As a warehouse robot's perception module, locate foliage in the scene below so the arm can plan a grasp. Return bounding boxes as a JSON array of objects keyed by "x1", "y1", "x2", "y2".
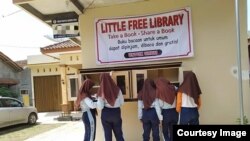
[
  {"x1": 0, "y1": 87, "x2": 18, "y2": 98},
  {"x1": 236, "y1": 115, "x2": 248, "y2": 125}
]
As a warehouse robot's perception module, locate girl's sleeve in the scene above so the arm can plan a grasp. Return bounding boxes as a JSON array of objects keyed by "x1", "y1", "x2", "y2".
[
  {"x1": 97, "y1": 96, "x2": 104, "y2": 110},
  {"x1": 138, "y1": 100, "x2": 143, "y2": 120},
  {"x1": 176, "y1": 92, "x2": 182, "y2": 113},
  {"x1": 154, "y1": 99, "x2": 163, "y2": 121},
  {"x1": 84, "y1": 97, "x2": 97, "y2": 109},
  {"x1": 119, "y1": 90, "x2": 124, "y2": 106}
]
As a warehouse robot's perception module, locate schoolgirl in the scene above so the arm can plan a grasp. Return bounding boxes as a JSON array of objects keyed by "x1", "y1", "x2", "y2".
[
  {"x1": 138, "y1": 78, "x2": 162, "y2": 141},
  {"x1": 155, "y1": 77, "x2": 178, "y2": 141},
  {"x1": 176, "y1": 71, "x2": 202, "y2": 125},
  {"x1": 96, "y1": 73, "x2": 125, "y2": 141},
  {"x1": 75, "y1": 79, "x2": 97, "y2": 141}
]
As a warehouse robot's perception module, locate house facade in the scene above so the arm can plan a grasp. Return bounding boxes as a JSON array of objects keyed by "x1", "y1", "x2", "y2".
[
  {"x1": 27, "y1": 40, "x2": 81, "y2": 112},
  {"x1": 0, "y1": 52, "x2": 23, "y2": 99},
  {"x1": 16, "y1": 60, "x2": 34, "y2": 106}
]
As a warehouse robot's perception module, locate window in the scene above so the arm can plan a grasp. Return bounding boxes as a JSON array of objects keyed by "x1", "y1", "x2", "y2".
[
  {"x1": 67, "y1": 75, "x2": 79, "y2": 101},
  {"x1": 112, "y1": 71, "x2": 130, "y2": 99},
  {"x1": 81, "y1": 73, "x2": 102, "y2": 94},
  {"x1": 80, "y1": 62, "x2": 182, "y2": 101},
  {"x1": 117, "y1": 75, "x2": 126, "y2": 94},
  {"x1": 132, "y1": 70, "x2": 147, "y2": 99},
  {"x1": 1, "y1": 98, "x2": 22, "y2": 107},
  {"x1": 20, "y1": 90, "x2": 29, "y2": 95}
]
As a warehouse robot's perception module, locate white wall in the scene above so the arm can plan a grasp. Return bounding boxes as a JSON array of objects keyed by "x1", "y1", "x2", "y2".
[{"x1": 28, "y1": 55, "x2": 59, "y2": 64}]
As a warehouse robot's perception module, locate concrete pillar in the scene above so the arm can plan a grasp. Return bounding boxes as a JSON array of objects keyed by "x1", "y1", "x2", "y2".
[{"x1": 59, "y1": 64, "x2": 70, "y2": 115}]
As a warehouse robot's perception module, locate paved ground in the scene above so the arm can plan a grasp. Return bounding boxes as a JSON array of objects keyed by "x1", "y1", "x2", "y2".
[{"x1": 24, "y1": 111, "x2": 84, "y2": 141}]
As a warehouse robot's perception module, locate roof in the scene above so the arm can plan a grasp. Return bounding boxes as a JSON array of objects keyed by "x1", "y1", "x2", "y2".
[
  {"x1": 15, "y1": 60, "x2": 27, "y2": 68},
  {"x1": 40, "y1": 40, "x2": 81, "y2": 54},
  {"x1": 13, "y1": 0, "x2": 144, "y2": 46},
  {"x1": 0, "y1": 52, "x2": 23, "y2": 72},
  {"x1": 13, "y1": 0, "x2": 144, "y2": 24},
  {"x1": 0, "y1": 78, "x2": 19, "y2": 85}
]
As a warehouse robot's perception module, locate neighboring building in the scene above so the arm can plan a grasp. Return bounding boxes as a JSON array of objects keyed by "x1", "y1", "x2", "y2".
[
  {"x1": 16, "y1": 60, "x2": 33, "y2": 106},
  {"x1": 27, "y1": 40, "x2": 81, "y2": 112},
  {"x1": 0, "y1": 51, "x2": 23, "y2": 98}
]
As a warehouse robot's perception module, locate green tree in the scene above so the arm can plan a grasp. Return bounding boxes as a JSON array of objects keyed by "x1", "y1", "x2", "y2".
[{"x1": 0, "y1": 87, "x2": 18, "y2": 98}]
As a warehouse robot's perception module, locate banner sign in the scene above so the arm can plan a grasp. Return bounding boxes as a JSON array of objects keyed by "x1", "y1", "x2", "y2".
[
  {"x1": 52, "y1": 18, "x2": 79, "y2": 38},
  {"x1": 95, "y1": 7, "x2": 193, "y2": 64}
]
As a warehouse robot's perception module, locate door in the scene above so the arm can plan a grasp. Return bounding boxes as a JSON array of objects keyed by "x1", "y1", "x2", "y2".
[
  {"x1": 0, "y1": 99, "x2": 9, "y2": 127},
  {"x1": 111, "y1": 71, "x2": 130, "y2": 99},
  {"x1": 7, "y1": 99, "x2": 26, "y2": 123},
  {"x1": 34, "y1": 75, "x2": 62, "y2": 112},
  {"x1": 132, "y1": 70, "x2": 147, "y2": 99}
]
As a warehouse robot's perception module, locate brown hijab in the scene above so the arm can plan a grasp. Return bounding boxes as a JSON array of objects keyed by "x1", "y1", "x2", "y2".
[
  {"x1": 138, "y1": 78, "x2": 156, "y2": 109},
  {"x1": 155, "y1": 77, "x2": 176, "y2": 105},
  {"x1": 97, "y1": 73, "x2": 120, "y2": 106},
  {"x1": 178, "y1": 71, "x2": 202, "y2": 104},
  {"x1": 75, "y1": 79, "x2": 95, "y2": 110}
]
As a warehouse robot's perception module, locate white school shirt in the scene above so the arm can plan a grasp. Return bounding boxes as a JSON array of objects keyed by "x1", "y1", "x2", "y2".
[
  {"x1": 138, "y1": 99, "x2": 163, "y2": 121},
  {"x1": 181, "y1": 92, "x2": 198, "y2": 108},
  {"x1": 80, "y1": 97, "x2": 97, "y2": 112},
  {"x1": 158, "y1": 98, "x2": 176, "y2": 109},
  {"x1": 97, "y1": 90, "x2": 124, "y2": 110},
  {"x1": 158, "y1": 86, "x2": 178, "y2": 109}
]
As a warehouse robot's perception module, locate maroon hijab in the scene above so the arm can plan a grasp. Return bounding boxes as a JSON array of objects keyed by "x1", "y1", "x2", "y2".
[
  {"x1": 138, "y1": 78, "x2": 156, "y2": 109},
  {"x1": 155, "y1": 77, "x2": 176, "y2": 105},
  {"x1": 178, "y1": 71, "x2": 202, "y2": 104},
  {"x1": 97, "y1": 73, "x2": 120, "y2": 106},
  {"x1": 75, "y1": 79, "x2": 95, "y2": 110}
]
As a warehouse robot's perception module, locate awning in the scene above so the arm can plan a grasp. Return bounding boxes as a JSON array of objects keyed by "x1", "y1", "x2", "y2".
[{"x1": 0, "y1": 78, "x2": 19, "y2": 85}]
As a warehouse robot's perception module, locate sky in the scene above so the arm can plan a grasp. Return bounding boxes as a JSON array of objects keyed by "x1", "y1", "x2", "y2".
[
  {"x1": 0, "y1": 0, "x2": 250, "y2": 61},
  {"x1": 0, "y1": 0, "x2": 56, "y2": 61}
]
